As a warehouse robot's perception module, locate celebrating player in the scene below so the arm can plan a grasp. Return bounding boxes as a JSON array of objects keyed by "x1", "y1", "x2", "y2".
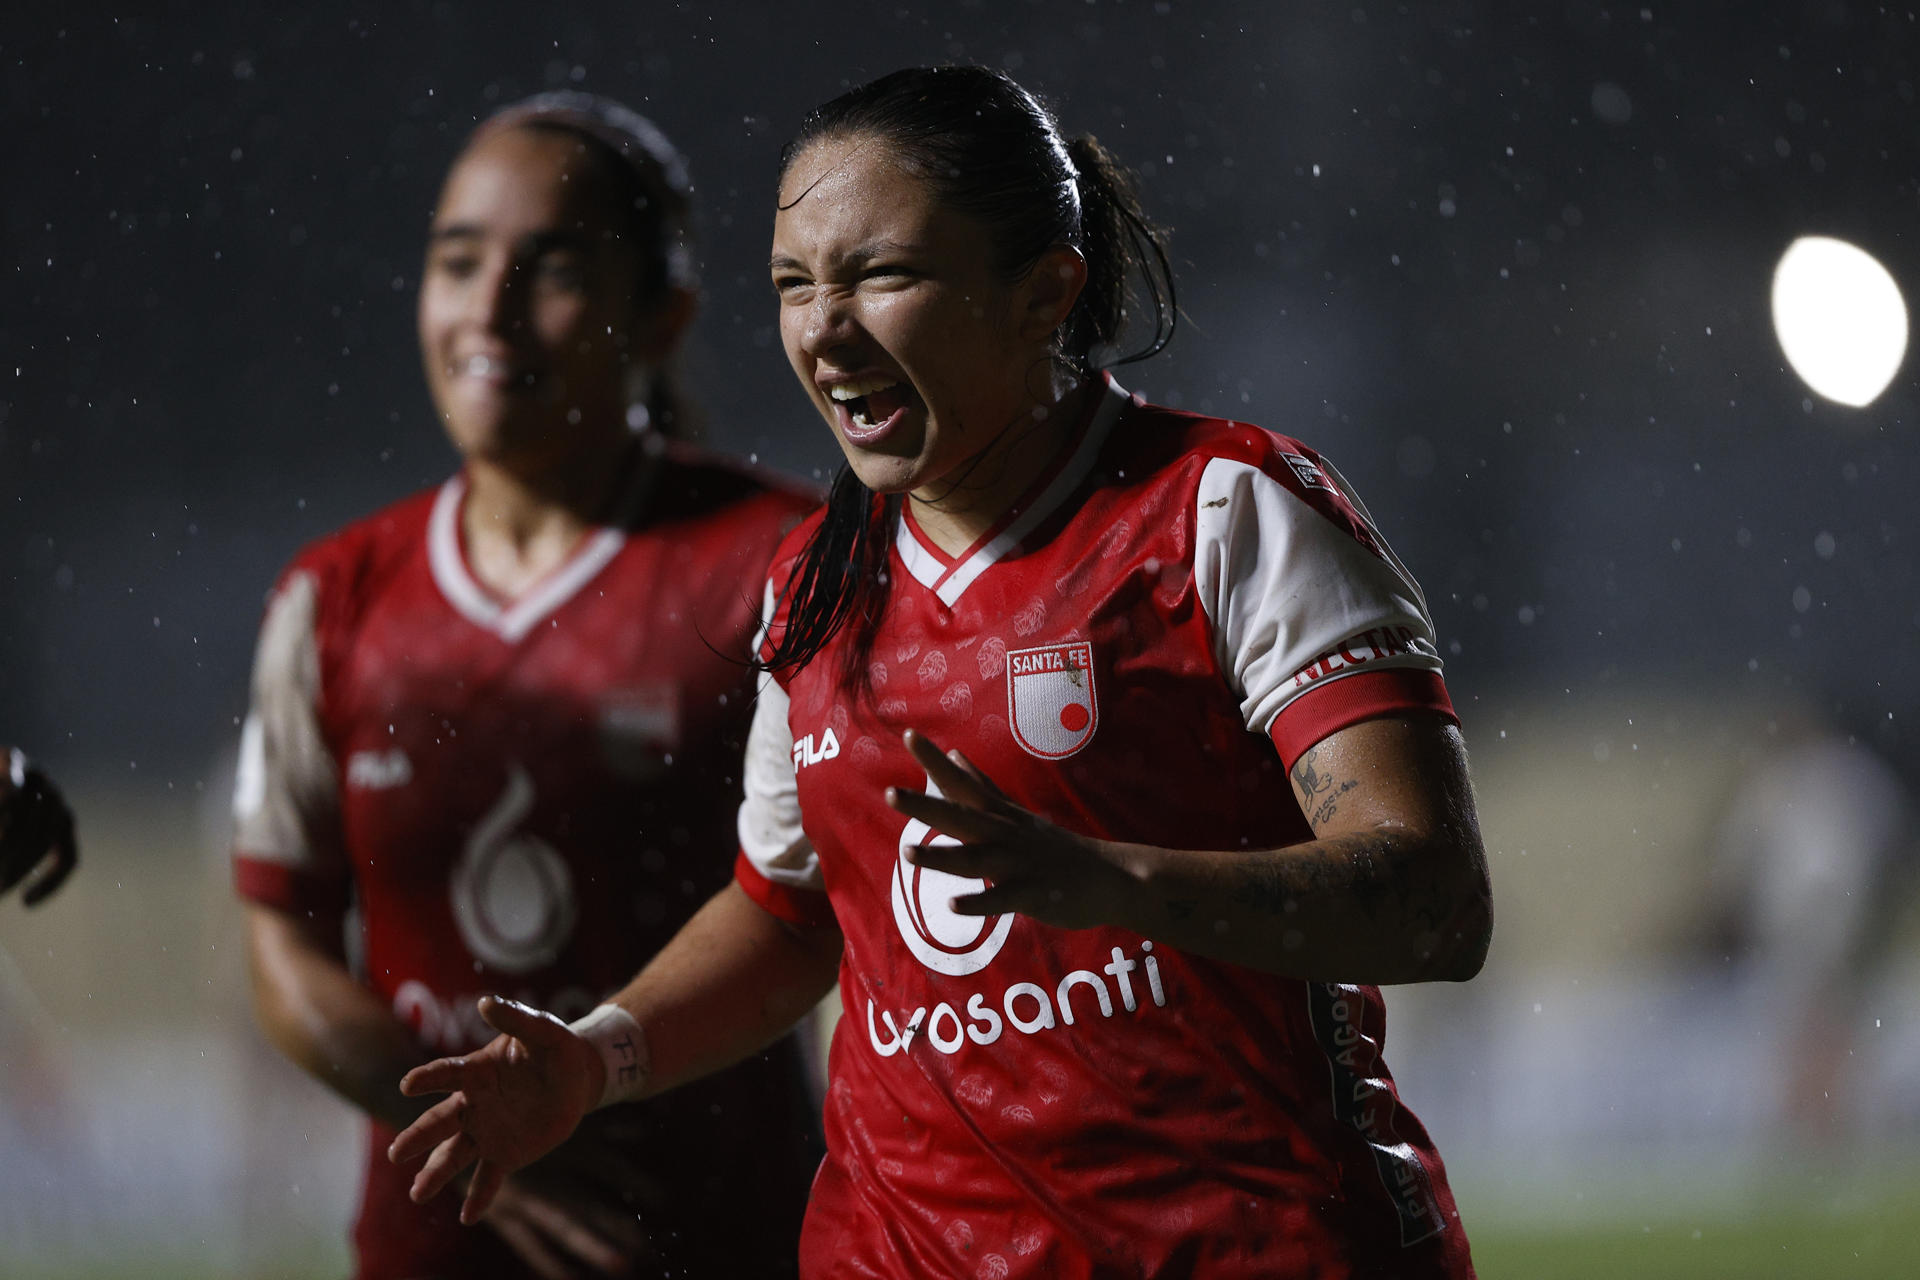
[
  {"x1": 231, "y1": 93, "x2": 821, "y2": 1279},
  {"x1": 1, "y1": 747, "x2": 78, "y2": 906},
  {"x1": 391, "y1": 67, "x2": 1494, "y2": 1278}
]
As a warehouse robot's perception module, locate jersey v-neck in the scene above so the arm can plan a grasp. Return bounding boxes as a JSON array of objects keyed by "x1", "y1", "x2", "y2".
[
  {"x1": 427, "y1": 443, "x2": 661, "y2": 643},
  {"x1": 894, "y1": 377, "x2": 1129, "y2": 608}
]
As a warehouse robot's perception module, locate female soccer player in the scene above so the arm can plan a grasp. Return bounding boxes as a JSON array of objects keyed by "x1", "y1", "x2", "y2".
[
  {"x1": 391, "y1": 68, "x2": 1494, "y2": 1279},
  {"x1": 231, "y1": 93, "x2": 821, "y2": 1279}
]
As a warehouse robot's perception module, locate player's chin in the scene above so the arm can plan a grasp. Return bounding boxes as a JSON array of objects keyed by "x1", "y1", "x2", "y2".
[{"x1": 834, "y1": 442, "x2": 925, "y2": 497}]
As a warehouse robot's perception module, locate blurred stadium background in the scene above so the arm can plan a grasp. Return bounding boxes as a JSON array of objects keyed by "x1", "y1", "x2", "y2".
[{"x1": 4, "y1": 2, "x2": 1917, "y2": 1275}]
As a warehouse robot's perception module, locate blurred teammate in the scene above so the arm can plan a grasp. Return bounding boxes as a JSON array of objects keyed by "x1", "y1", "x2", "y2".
[
  {"x1": 392, "y1": 68, "x2": 1492, "y2": 1278},
  {"x1": 0, "y1": 747, "x2": 77, "y2": 905},
  {"x1": 231, "y1": 93, "x2": 820, "y2": 1279}
]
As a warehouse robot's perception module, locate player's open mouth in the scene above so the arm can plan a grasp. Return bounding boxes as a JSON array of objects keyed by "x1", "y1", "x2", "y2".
[{"x1": 828, "y1": 376, "x2": 913, "y2": 446}]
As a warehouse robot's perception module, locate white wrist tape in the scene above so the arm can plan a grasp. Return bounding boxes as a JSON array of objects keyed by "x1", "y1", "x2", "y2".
[{"x1": 568, "y1": 1004, "x2": 650, "y2": 1108}]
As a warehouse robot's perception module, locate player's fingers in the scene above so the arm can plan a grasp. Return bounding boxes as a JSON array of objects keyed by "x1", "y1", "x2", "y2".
[
  {"x1": 950, "y1": 883, "x2": 1048, "y2": 918},
  {"x1": 461, "y1": 1158, "x2": 510, "y2": 1226},
  {"x1": 507, "y1": 1187, "x2": 632, "y2": 1273},
  {"x1": 399, "y1": 1056, "x2": 474, "y2": 1099},
  {"x1": 907, "y1": 840, "x2": 1018, "y2": 882},
  {"x1": 577, "y1": 1196, "x2": 651, "y2": 1254},
  {"x1": 901, "y1": 730, "x2": 997, "y2": 806},
  {"x1": 487, "y1": 1212, "x2": 576, "y2": 1280},
  {"x1": 943, "y1": 746, "x2": 1008, "y2": 801},
  {"x1": 410, "y1": 1130, "x2": 479, "y2": 1203},
  {"x1": 478, "y1": 995, "x2": 573, "y2": 1050},
  {"x1": 885, "y1": 788, "x2": 1006, "y2": 842},
  {"x1": 389, "y1": 1094, "x2": 466, "y2": 1162}
]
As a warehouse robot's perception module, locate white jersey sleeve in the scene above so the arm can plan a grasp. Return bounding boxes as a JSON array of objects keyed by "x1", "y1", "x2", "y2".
[
  {"x1": 734, "y1": 583, "x2": 822, "y2": 894},
  {"x1": 231, "y1": 570, "x2": 347, "y2": 891},
  {"x1": 1193, "y1": 453, "x2": 1446, "y2": 739}
]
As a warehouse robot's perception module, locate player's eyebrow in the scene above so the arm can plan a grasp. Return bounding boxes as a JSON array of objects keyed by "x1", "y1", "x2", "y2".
[{"x1": 769, "y1": 239, "x2": 926, "y2": 273}]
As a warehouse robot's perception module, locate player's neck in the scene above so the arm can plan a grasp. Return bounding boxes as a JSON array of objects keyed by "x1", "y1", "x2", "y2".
[
  {"x1": 460, "y1": 433, "x2": 639, "y2": 600},
  {"x1": 907, "y1": 378, "x2": 1090, "y2": 557}
]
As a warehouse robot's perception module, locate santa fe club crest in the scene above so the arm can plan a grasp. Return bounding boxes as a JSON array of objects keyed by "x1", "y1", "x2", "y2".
[{"x1": 1005, "y1": 641, "x2": 1098, "y2": 759}]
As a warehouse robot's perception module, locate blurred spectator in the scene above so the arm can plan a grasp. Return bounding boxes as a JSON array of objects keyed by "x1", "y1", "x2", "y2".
[{"x1": 1703, "y1": 717, "x2": 1914, "y2": 1142}]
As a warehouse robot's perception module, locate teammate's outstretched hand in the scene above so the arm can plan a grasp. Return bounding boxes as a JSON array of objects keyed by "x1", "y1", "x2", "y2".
[
  {"x1": 388, "y1": 996, "x2": 604, "y2": 1226},
  {"x1": 0, "y1": 748, "x2": 79, "y2": 906},
  {"x1": 886, "y1": 729, "x2": 1143, "y2": 931}
]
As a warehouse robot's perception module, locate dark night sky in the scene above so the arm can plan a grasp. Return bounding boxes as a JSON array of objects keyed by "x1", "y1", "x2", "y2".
[{"x1": 4, "y1": 1, "x2": 1918, "y2": 782}]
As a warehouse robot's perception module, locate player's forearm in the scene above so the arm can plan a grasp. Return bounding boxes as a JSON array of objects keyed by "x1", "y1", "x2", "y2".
[
  {"x1": 1112, "y1": 826, "x2": 1492, "y2": 984},
  {"x1": 600, "y1": 880, "x2": 841, "y2": 1101},
  {"x1": 245, "y1": 909, "x2": 428, "y2": 1131}
]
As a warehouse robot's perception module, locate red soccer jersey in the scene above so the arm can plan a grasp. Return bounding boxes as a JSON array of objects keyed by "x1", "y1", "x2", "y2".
[
  {"x1": 232, "y1": 442, "x2": 822, "y2": 1280},
  {"x1": 735, "y1": 379, "x2": 1474, "y2": 1279}
]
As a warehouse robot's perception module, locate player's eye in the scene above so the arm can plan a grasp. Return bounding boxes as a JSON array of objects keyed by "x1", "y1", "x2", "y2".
[
  {"x1": 532, "y1": 254, "x2": 588, "y2": 289},
  {"x1": 431, "y1": 252, "x2": 480, "y2": 279}
]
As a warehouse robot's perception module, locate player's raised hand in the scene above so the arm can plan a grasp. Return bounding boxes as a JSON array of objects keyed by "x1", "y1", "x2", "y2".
[
  {"x1": 389, "y1": 995, "x2": 604, "y2": 1226},
  {"x1": 0, "y1": 748, "x2": 79, "y2": 906},
  {"x1": 484, "y1": 1115, "x2": 667, "y2": 1277},
  {"x1": 886, "y1": 729, "x2": 1144, "y2": 931}
]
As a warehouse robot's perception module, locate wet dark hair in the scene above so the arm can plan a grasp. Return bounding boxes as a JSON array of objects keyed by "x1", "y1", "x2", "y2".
[
  {"x1": 469, "y1": 92, "x2": 699, "y2": 436},
  {"x1": 761, "y1": 66, "x2": 1176, "y2": 683}
]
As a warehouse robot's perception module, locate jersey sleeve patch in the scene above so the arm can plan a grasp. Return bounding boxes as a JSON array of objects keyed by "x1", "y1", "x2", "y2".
[
  {"x1": 230, "y1": 568, "x2": 350, "y2": 907},
  {"x1": 1193, "y1": 454, "x2": 1451, "y2": 742}
]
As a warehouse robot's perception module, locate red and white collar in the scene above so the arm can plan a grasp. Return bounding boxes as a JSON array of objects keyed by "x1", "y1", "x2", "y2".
[
  {"x1": 894, "y1": 376, "x2": 1129, "y2": 608},
  {"x1": 427, "y1": 445, "x2": 660, "y2": 642}
]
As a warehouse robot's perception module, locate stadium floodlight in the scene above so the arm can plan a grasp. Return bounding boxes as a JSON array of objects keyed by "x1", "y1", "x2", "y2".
[{"x1": 1771, "y1": 235, "x2": 1909, "y2": 408}]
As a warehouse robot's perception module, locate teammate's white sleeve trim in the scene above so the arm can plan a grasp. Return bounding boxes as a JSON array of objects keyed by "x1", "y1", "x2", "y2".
[
  {"x1": 734, "y1": 582, "x2": 822, "y2": 891},
  {"x1": 232, "y1": 570, "x2": 345, "y2": 870},
  {"x1": 1193, "y1": 456, "x2": 1444, "y2": 735},
  {"x1": 568, "y1": 1004, "x2": 650, "y2": 1108}
]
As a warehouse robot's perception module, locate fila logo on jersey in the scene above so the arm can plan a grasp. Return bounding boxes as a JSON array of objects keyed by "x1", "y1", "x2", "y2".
[
  {"x1": 1005, "y1": 641, "x2": 1097, "y2": 760},
  {"x1": 346, "y1": 748, "x2": 413, "y2": 790},
  {"x1": 793, "y1": 727, "x2": 841, "y2": 770},
  {"x1": 1281, "y1": 451, "x2": 1335, "y2": 492}
]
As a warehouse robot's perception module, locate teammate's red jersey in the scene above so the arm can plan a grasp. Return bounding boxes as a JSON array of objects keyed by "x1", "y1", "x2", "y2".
[
  {"x1": 233, "y1": 442, "x2": 822, "y2": 1280},
  {"x1": 735, "y1": 379, "x2": 1474, "y2": 1279}
]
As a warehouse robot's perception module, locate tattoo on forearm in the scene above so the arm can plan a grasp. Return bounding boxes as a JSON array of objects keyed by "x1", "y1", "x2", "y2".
[
  {"x1": 1292, "y1": 746, "x2": 1331, "y2": 799},
  {"x1": 1291, "y1": 745, "x2": 1360, "y2": 827}
]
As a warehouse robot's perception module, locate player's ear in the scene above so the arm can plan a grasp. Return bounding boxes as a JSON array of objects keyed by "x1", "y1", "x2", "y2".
[{"x1": 1016, "y1": 245, "x2": 1087, "y2": 343}]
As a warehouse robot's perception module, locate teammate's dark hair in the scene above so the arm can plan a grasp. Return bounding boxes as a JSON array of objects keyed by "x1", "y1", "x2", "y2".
[
  {"x1": 520, "y1": 122, "x2": 696, "y2": 437},
  {"x1": 761, "y1": 65, "x2": 1175, "y2": 683}
]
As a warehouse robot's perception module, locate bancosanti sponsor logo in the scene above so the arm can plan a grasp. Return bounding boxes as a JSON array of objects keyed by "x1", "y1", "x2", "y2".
[{"x1": 866, "y1": 940, "x2": 1170, "y2": 1057}]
